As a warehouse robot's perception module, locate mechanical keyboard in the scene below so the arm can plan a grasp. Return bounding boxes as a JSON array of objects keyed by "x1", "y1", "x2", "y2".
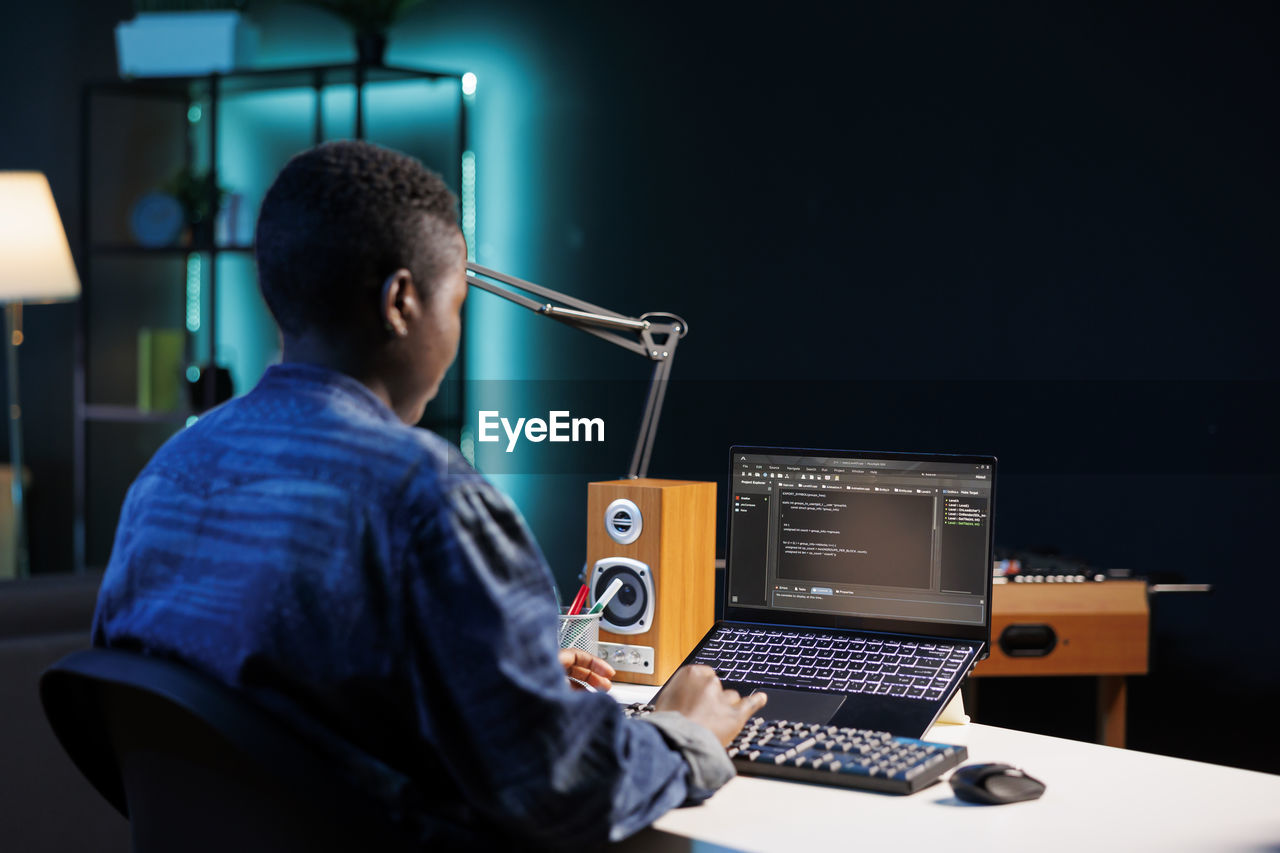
[
  {"x1": 690, "y1": 626, "x2": 973, "y2": 702},
  {"x1": 625, "y1": 704, "x2": 967, "y2": 794}
]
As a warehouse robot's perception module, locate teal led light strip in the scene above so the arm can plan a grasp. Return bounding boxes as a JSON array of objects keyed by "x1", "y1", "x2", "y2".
[
  {"x1": 459, "y1": 75, "x2": 477, "y2": 464},
  {"x1": 185, "y1": 253, "x2": 201, "y2": 332},
  {"x1": 461, "y1": 149, "x2": 476, "y2": 262}
]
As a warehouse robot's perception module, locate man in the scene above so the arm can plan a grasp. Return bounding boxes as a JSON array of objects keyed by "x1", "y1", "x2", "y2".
[{"x1": 93, "y1": 140, "x2": 765, "y2": 848}]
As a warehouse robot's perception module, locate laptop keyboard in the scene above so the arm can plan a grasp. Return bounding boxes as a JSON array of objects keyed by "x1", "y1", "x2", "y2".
[{"x1": 690, "y1": 626, "x2": 973, "y2": 701}]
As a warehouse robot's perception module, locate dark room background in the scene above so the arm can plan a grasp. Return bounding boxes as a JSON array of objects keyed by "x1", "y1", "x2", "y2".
[{"x1": 1, "y1": 0, "x2": 1276, "y2": 774}]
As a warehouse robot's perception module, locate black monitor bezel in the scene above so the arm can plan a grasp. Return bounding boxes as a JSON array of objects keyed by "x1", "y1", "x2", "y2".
[{"x1": 723, "y1": 444, "x2": 996, "y2": 647}]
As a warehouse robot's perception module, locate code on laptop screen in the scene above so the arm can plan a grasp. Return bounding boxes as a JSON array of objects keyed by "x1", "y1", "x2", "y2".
[{"x1": 726, "y1": 449, "x2": 994, "y2": 627}]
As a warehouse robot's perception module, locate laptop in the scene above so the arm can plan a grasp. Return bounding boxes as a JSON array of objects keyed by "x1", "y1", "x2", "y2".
[{"x1": 655, "y1": 445, "x2": 996, "y2": 739}]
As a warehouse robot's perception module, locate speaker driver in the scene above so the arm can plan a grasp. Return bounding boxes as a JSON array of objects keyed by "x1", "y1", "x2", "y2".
[
  {"x1": 604, "y1": 499, "x2": 642, "y2": 545},
  {"x1": 590, "y1": 557, "x2": 655, "y2": 635}
]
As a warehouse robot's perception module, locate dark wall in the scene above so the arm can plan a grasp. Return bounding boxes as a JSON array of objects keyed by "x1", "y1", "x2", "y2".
[
  {"x1": 523, "y1": 1, "x2": 1280, "y2": 773},
  {"x1": 2, "y1": 0, "x2": 1277, "y2": 774}
]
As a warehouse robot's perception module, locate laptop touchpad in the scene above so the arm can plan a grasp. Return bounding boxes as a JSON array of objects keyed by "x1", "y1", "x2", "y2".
[{"x1": 748, "y1": 688, "x2": 846, "y2": 724}]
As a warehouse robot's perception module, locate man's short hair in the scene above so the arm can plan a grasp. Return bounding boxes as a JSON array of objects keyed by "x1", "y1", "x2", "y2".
[{"x1": 255, "y1": 140, "x2": 460, "y2": 338}]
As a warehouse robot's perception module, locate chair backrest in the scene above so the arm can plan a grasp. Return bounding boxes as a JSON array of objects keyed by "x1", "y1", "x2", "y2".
[{"x1": 40, "y1": 649, "x2": 423, "y2": 853}]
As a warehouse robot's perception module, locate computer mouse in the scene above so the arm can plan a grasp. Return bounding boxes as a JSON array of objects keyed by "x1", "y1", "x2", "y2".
[{"x1": 949, "y1": 763, "x2": 1046, "y2": 804}]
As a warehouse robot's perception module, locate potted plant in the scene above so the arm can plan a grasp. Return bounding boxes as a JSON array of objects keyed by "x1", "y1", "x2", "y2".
[
  {"x1": 302, "y1": 0, "x2": 425, "y2": 66},
  {"x1": 116, "y1": 1, "x2": 258, "y2": 77},
  {"x1": 164, "y1": 167, "x2": 229, "y2": 247}
]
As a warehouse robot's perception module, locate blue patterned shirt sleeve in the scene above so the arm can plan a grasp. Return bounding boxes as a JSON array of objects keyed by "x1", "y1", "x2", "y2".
[{"x1": 92, "y1": 363, "x2": 723, "y2": 848}]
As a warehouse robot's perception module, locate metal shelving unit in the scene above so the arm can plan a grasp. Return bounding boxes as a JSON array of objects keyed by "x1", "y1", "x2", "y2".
[{"x1": 75, "y1": 61, "x2": 470, "y2": 572}]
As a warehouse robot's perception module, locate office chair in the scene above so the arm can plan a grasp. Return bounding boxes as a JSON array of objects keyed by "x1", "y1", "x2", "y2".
[{"x1": 40, "y1": 648, "x2": 424, "y2": 853}]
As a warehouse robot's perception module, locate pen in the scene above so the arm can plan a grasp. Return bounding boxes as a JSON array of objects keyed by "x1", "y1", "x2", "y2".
[
  {"x1": 588, "y1": 578, "x2": 624, "y2": 615},
  {"x1": 559, "y1": 584, "x2": 592, "y2": 647},
  {"x1": 567, "y1": 584, "x2": 589, "y2": 616}
]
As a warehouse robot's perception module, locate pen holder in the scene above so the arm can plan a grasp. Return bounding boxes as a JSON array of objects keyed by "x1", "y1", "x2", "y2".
[{"x1": 558, "y1": 612, "x2": 602, "y2": 657}]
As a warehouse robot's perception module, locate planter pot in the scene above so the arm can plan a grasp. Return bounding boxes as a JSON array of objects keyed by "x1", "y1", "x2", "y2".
[
  {"x1": 115, "y1": 11, "x2": 258, "y2": 77},
  {"x1": 186, "y1": 364, "x2": 234, "y2": 413},
  {"x1": 356, "y1": 32, "x2": 388, "y2": 66}
]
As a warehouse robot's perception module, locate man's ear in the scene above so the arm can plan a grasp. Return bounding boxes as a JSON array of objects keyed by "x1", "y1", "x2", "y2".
[{"x1": 380, "y1": 268, "x2": 417, "y2": 337}]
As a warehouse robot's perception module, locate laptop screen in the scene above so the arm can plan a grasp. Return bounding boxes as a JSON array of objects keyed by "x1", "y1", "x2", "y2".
[{"x1": 724, "y1": 446, "x2": 995, "y2": 641}]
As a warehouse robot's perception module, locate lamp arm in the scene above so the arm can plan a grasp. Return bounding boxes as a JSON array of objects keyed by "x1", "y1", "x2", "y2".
[
  {"x1": 629, "y1": 331, "x2": 679, "y2": 478},
  {"x1": 466, "y1": 265, "x2": 654, "y2": 357},
  {"x1": 463, "y1": 262, "x2": 686, "y2": 478},
  {"x1": 467, "y1": 262, "x2": 644, "y2": 328}
]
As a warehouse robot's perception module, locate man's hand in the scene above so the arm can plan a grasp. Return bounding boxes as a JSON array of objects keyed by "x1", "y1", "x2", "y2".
[
  {"x1": 653, "y1": 665, "x2": 767, "y2": 746},
  {"x1": 559, "y1": 648, "x2": 616, "y2": 692}
]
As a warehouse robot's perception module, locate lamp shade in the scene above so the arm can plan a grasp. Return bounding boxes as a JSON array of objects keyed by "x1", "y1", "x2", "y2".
[{"x1": 0, "y1": 172, "x2": 81, "y2": 304}]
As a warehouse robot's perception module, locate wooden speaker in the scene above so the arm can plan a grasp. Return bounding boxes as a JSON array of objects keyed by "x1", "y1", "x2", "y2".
[{"x1": 586, "y1": 479, "x2": 716, "y2": 685}]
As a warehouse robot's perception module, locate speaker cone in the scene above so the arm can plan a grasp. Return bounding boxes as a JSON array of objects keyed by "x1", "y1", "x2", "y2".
[{"x1": 591, "y1": 557, "x2": 654, "y2": 634}]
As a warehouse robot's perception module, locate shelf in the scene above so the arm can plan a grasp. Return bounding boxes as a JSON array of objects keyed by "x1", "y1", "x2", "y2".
[
  {"x1": 91, "y1": 243, "x2": 254, "y2": 256},
  {"x1": 77, "y1": 57, "x2": 470, "y2": 572},
  {"x1": 89, "y1": 62, "x2": 463, "y2": 100},
  {"x1": 82, "y1": 404, "x2": 189, "y2": 425}
]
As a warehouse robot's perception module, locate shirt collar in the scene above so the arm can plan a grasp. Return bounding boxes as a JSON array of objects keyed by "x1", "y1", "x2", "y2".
[{"x1": 258, "y1": 362, "x2": 400, "y2": 424}]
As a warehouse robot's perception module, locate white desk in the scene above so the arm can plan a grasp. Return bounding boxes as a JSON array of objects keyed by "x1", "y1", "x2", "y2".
[{"x1": 608, "y1": 684, "x2": 1280, "y2": 853}]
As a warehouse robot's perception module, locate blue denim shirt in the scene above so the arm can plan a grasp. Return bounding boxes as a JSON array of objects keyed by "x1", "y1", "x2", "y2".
[{"x1": 93, "y1": 363, "x2": 731, "y2": 849}]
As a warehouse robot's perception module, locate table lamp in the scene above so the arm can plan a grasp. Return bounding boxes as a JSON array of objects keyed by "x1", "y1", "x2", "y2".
[
  {"x1": 465, "y1": 262, "x2": 687, "y2": 478},
  {"x1": 0, "y1": 172, "x2": 82, "y2": 577}
]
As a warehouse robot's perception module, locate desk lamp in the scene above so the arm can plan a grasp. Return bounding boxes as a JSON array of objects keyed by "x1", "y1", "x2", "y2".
[
  {"x1": 464, "y1": 262, "x2": 687, "y2": 478},
  {"x1": 0, "y1": 172, "x2": 82, "y2": 577}
]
